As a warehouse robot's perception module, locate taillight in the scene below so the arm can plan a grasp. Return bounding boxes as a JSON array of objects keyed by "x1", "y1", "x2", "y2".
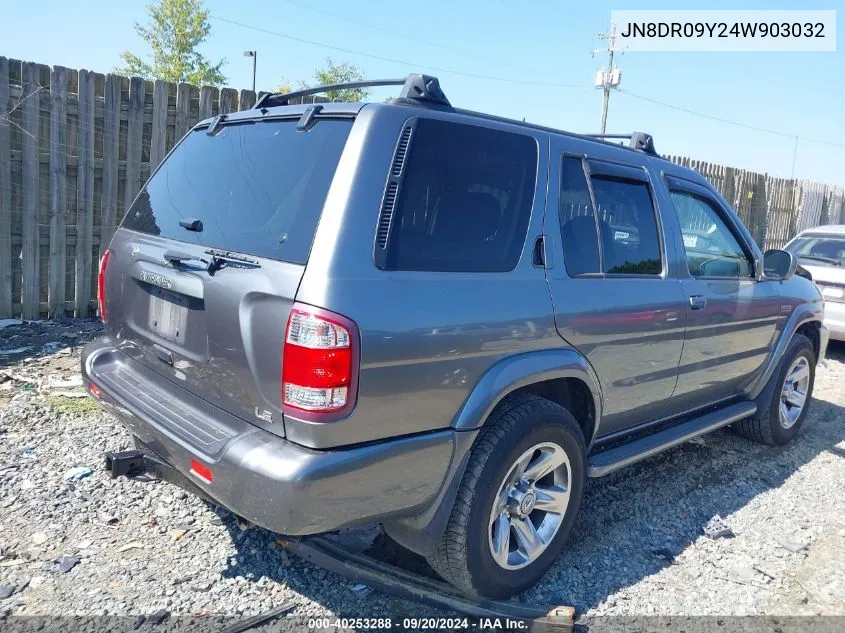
[
  {"x1": 97, "y1": 249, "x2": 111, "y2": 321},
  {"x1": 282, "y1": 306, "x2": 356, "y2": 415}
]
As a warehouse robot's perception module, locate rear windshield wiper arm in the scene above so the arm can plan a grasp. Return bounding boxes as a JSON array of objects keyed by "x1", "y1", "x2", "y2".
[
  {"x1": 164, "y1": 250, "x2": 209, "y2": 268},
  {"x1": 203, "y1": 249, "x2": 261, "y2": 274}
]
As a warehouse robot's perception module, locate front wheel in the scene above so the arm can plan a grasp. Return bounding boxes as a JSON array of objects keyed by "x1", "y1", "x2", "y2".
[
  {"x1": 427, "y1": 394, "x2": 586, "y2": 598},
  {"x1": 735, "y1": 333, "x2": 816, "y2": 446}
]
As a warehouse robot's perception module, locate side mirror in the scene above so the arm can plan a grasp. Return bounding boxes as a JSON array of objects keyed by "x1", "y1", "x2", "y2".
[{"x1": 763, "y1": 249, "x2": 797, "y2": 280}]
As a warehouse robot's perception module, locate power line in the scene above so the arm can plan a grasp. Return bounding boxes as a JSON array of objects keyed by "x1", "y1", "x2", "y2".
[
  {"x1": 210, "y1": 15, "x2": 592, "y2": 89},
  {"x1": 617, "y1": 88, "x2": 845, "y2": 149},
  {"x1": 280, "y1": 0, "x2": 519, "y2": 71}
]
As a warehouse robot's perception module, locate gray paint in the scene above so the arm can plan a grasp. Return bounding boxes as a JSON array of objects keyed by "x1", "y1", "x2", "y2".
[{"x1": 84, "y1": 98, "x2": 827, "y2": 542}]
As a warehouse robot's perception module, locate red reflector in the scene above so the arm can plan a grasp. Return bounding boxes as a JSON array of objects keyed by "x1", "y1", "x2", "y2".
[
  {"x1": 190, "y1": 459, "x2": 213, "y2": 482},
  {"x1": 97, "y1": 249, "x2": 111, "y2": 322},
  {"x1": 89, "y1": 384, "x2": 102, "y2": 398}
]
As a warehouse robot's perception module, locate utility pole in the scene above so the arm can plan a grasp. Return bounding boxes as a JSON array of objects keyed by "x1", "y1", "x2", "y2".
[
  {"x1": 243, "y1": 50, "x2": 257, "y2": 92},
  {"x1": 593, "y1": 23, "x2": 622, "y2": 134}
]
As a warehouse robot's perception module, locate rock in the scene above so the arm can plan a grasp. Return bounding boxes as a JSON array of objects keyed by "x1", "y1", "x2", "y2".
[
  {"x1": 28, "y1": 576, "x2": 46, "y2": 588},
  {"x1": 117, "y1": 542, "x2": 144, "y2": 553},
  {"x1": 147, "y1": 609, "x2": 170, "y2": 625},
  {"x1": 51, "y1": 555, "x2": 80, "y2": 574},
  {"x1": 97, "y1": 511, "x2": 119, "y2": 525},
  {"x1": 703, "y1": 514, "x2": 734, "y2": 539},
  {"x1": 0, "y1": 586, "x2": 15, "y2": 599},
  {"x1": 781, "y1": 539, "x2": 809, "y2": 553},
  {"x1": 31, "y1": 532, "x2": 48, "y2": 546},
  {"x1": 651, "y1": 548, "x2": 675, "y2": 563},
  {"x1": 727, "y1": 564, "x2": 759, "y2": 586}
]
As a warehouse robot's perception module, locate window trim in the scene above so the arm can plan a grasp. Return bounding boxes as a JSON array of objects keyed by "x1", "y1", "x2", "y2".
[
  {"x1": 586, "y1": 159, "x2": 650, "y2": 183},
  {"x1": 665, "y1": 177, "x2": 756, "y2": 280},
  {"x1": 585, "y1": 158, "x2": 666, "y2": 279},
  {"x1": 557, "y1": 154, "x2": 603, "y2": 278},
  {"x1": 557, "y1": 154, "x2": 667, "y2": 279}
]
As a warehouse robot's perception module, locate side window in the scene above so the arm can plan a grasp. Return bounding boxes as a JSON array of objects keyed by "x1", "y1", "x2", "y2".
[
  {"x1": 559, "y1": 157, "x2": 600, "y2": 275},
  {"x1": 591, "y1": 177, "x2": 663, "y2": 275},
  {"x1": 669, "y1": 190, "x2": 752, "y2": 278},
  {"x1": 385, "y1": 119, "x2": 538, "y2": 272}
]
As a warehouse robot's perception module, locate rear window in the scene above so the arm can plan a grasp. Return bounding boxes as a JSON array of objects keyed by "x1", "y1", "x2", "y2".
[
  {"x1": 121, "y1": 118, "x2": 352, "y2": 263},
  {"x1": 384, "y1": 118, "x2": 538, "y2": 272}
]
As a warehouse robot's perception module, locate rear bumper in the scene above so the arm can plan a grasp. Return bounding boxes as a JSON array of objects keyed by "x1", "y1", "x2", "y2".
[
  {"x1": 81, "y1": 339, "x2": 456, "y2": 535},
  {"x1": 824, "y1": 301, "x2": 845, "y2": 342}
]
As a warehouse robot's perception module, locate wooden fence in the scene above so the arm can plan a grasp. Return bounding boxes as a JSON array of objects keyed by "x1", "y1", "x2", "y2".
[
  {"x1": 666, "y1": 156, "x2": 844, "y2": 250},
  {"x1": 1, "y1": 57, "x2": 843, "y2": 319}
]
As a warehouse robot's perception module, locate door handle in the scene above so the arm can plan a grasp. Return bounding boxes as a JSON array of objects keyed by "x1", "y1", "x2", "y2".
[{"x1": 689, "y1": 295, "x2": 707, "y2": 310}]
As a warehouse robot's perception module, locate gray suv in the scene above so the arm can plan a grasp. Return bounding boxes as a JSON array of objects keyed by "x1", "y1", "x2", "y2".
[{"x1": 82, "y1": 75, "x2": 828, "y2": 599}]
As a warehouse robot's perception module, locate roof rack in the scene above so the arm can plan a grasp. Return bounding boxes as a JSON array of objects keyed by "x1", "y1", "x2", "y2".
[
  {"x1": 585, "y1": 132, "x2": 657, "y2": 155},
  {"x1": 254, "y1": 74, "x2": 452, "y2": 109}
]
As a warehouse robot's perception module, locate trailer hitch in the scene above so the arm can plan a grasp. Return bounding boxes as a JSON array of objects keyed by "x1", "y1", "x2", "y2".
[{"x1": 104, "y1": 450, "x2": 150, "y2": 479}]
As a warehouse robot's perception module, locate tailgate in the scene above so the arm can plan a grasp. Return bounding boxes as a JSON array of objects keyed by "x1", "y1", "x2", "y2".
[{"x1": 106, "y1": 230, "x2": 301, "y2": 436}]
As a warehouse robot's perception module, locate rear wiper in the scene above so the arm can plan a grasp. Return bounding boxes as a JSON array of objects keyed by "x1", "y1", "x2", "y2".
[
  {"x1": 164, "y1": 250, "x2": 209, "y2": 267},
  {"x1": 800, "y1": 255, "x2": 842, "y2": 266},
  {"x1": 203, "y1": 249, "x2": 261, "y2": 274}
]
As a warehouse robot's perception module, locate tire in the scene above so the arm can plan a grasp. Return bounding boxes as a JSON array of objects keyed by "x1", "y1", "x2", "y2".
[
  {"x1": 734, "y1": 333, "x2": 815, "y2": 446},
  {"x1": 427, "y1": 393, "x2": 586, "y2": 598}
]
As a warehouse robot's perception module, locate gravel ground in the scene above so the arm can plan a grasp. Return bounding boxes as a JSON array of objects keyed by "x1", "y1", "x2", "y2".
[{"x1": 1, "y1": 319, "x2": 844, "y2": 626}]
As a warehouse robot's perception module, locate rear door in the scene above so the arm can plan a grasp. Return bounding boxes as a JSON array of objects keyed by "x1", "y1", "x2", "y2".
[
  {"x1": 103, "y1": 115, "x2": 354, "y2": 437},
  {"x1": 545, "y1": 148, "x2": 688, "y2": 437},
  {"x1": 662, "y1": 177, "x2": 780, "y2": 409}
]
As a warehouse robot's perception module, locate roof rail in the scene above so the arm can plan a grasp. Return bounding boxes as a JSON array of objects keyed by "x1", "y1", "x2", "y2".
[
  {"x1": 254, "y1": 74, "x2": 451, "y2": 109},
  {"x1": 585, "y1": 132, "x2": 657, "y2": 155}
]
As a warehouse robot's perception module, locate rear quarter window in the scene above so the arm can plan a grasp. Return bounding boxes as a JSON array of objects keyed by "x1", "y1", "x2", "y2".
[
  {"x1": 383, "y1": 118, "x2": 538, "y2": 272},
  {"x1": 121, "y1": 118, "x2": 353, "y2": 264}
]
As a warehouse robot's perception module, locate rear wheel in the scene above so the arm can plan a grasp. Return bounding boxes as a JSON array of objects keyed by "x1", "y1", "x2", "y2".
[
  {"x1": 428, "y1": 394, "x2": 585, "y2": 598},
  {"x1": 735, "y1": 333, "x2": 815, "y2": 446}
]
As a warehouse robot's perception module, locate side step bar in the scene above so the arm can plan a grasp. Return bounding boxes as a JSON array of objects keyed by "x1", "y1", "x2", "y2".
[{"x1": 587, "y1": 401, "x2": 756, "y2": 477}]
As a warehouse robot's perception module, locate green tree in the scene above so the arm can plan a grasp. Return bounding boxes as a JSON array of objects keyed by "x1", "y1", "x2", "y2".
[
  {"x1": 303, "y1": 58, "x2": 369, "y2": 102},
  {"x1": 118, "y1": 0, "x2": 226, "y2": 85}
]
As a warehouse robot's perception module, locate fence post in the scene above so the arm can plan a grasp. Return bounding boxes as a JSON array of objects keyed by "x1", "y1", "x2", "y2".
[
  {"x1": 198, "y1": 85, "x2": 215, "y2": 121},
  {"x1": 0, "y1": 57, "x2": 11, "y2": 318},
  {"x1": 74, "y1": 69, "x2": 95, "y2": 316},
  {"x1": 175, "y1": 82, "x2": 191, "y2": 142},
  {"x1": 124, "y1": 77, "x2": 145, "y2": 211},
  {"x1": 150, "y1": 80, "x2": 168, "y2": 170},
  {"x1": 21, "y1": 62, "x2": 40, "y2": 319},
  {"x1": 48, "y1": 66, "x2": 68, "y2": 317},
  {"x1": 100, "y1": 74, "x2": 121, "y2": 258},
  {"x1": 219, "y1": 88, "x2": 237, "y2": 114},
  {"x1": 239, "y1": 89, "x2": 256, "y2": 110}
]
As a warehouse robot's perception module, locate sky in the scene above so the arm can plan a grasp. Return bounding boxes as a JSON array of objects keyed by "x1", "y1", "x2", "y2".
[{"x1": 2, "y1": 0, "x2": 843, "y2": 185}]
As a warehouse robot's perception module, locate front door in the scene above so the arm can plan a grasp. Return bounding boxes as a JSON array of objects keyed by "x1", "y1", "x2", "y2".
[
  {"x1": 662, "y1": 177, "x2": 781, "y2": 410},
  {"x1": 545, "y1": 149, "x2": 688, "y2": 437}
]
